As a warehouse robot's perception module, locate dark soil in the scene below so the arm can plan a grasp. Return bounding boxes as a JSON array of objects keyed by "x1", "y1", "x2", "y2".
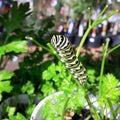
[
  {"x1": 72, "y1": 109, "x2": 93, "y2": 120},
  {"x1": 65, "y1": 108, "x2": 110, "y2": 120}
]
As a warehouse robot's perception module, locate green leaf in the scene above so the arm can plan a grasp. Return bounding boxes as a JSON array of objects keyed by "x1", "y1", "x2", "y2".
[
  {"x1": 26, "y1": 104, "x2": 36, "y2": 116},
  {"x1": 21, "y1": 81, "x2": 34, "y2": 95},
  {"x1": 41, "y1": 82, "x2": 55, "y2": 96},
  {"x1": 2, "y1": 1, "x2": 31, "y2": 34},
  {"x1": 0, "y1": 70, "x2": 13, "y2": 95},
  {"x1": 6, "y1": 107, "x2": 16, "y2": 116},
  {"x1": 16, "y1": 113, "x2": 26, "y2": 120},
  {"x1": 0, "y1": 41, "x2": 27, "y2": 60},
  {"x1": 9, "y1": 115, "x2": 16, "y2": 120},
  {"x1": 9, "y1": 113, "x2": 26, "y2": 120},
  {"x1": 87, "y1": 67, "x2": 96, "y2": 83},
  {"x1": 67, "y1": 88, "x2": 86, "y2": 111},
  {"x1": 0, "y1": 81, "x2": 13, "y2": 93},
  {"x1": 5, "y1": 41, "x2": 27, "y2": 53},
  {"x1": 0, "y1": 70, "x2": 14, "y2": 81},
  {"x1": 42, "y1": 70, "x2": 53, "y2": 80},
  {"x1": 42, "y1": 63, "x2": 56, "y2": 80}
]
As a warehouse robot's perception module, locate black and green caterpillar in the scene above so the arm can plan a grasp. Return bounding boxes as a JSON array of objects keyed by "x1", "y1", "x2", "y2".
[{"x1": 51, "y1": 35, "x2": 87, "y2": 84}]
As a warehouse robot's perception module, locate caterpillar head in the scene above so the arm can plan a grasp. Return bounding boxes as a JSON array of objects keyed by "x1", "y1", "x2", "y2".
[{"x1": 51, "y1": 35, "x2": 65, "y2": 48}]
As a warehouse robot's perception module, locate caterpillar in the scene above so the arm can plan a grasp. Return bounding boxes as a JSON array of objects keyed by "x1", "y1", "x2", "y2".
[{"x1": 51, "y1": 35, "x2": 87, "y2": 84}]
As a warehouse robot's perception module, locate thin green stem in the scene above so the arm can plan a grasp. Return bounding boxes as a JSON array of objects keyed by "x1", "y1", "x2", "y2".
[
  {"x1": 96, "y1": 5, "x2": 108, "y2": 21},
  {"x1": 47, "y1": 43, "x2": 60, "y2": 60},
  {"x1": 61, "y1": 96, "x2": 71, "y2": 120},
  {"x1": 76, "y1": 6, "x2": 117, "y2": 58},
  {"x1": 93, "y1": 10, "x2": 118, "y2": 28},
  {"x1": 91, "y1": 5, "x2": 108, "y2": 28},
  {"x1": 107, "y1": 44, "x2": 120, "y2": 56},
  {"x1": 31, "y1": 38, "x2": 52, "y2": 53},
  {"x1": 107, "y1": 97, "x2": 116, "y2": 120},
  {"x1": 85, "y1": 93, "x2": 101, "y2": 120},
  {"x1": 85, "y1": 115, "x2": 92, "y2": 120},
  {"x1": 99, "y1": 44, "x2": 106, "y2": 86},
  {"x1": 101, "y1": 106, "x2": 105, "y2": 120},
  {"x1": 47, "y1": 43, "x2": 56, "y2": 54},
  {"x1": 99, "y1": 39, "x2": 110, "y2": 95},
  {"x1": 115, "y1": 104, "x2": 120, "y2": 114},
  {"x1": 73, "y1": 78, "x2": 101, "y2": 120},
  {"x1": 88, "y1": 7, "x2": 91, "y2": 27},
  {"x1": 76, "y1": 26, "x2": 92, "y2": 57}
]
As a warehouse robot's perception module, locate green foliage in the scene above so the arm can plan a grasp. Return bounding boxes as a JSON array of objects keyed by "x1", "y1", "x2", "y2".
[
  {"x1": 41, "y1": 93, "x2": 67, "y2": 120},
  {"x1": 0, "y1": 1, "x2": 31, "y2": 34},
  {"x1": 0, "y1": 1, "x2": 32, "y2": 46},
  {"x1": 0, "y1": 2, "x2": 29, "y2": 119},
  {"x1": 12, "y1": 48, "x2": 51, "y2": 98},
  {"x1": 40, "y1": 7, "x2": 119, "y2": 120},
  {"x1": 55, "y1": 0, "x2": 63, "y2": 11},
  {"x1": 0, "y1": 70, "x2": 14, "y2": 101},
  {"x1": 21, "y1": 81, "x2": 35, "y2": 95},
  {"x1": 99, "y1": 74, "x2": 120, "y2": 106},
  {"x1": 0, "y1": 70, "x2": 14, "y2": 81},
  {"x1": 0, "y1": 41, "x2": 27, "y2": 60},
  {"x1": 42, "y1": 62, "x2": 69, "y2": 96},
  {"x1": 87, "y1": 67, "x2": 96, "y2": 83},
  {"x1": 0, "y1": 40, "x2": 27, "y2": 102},
  {"x1": 25, "y1": 104, "x2": 36, "y2": 117},
  {"x1": 8, "y1": 112, "x2": 26, "y2": 120},
  {"x1": 67, "y1": 89, "x2": 86, "y2": 111},
  {"x1": 41, "y1": 90, "x2": 86, "y2": 120},
  {"x1": 41, "y1": 61, "x2": 87, "y2": 119},
  {"x1": 65, "y1": 0, "x2": 106, "y2": 19},
  {"x1": 42, "y1": 61, "x2": 84, "y2": 96},
  {"x1": 0, "y1": 1, "x2": 55, "y2": 120},
  {"x1": 5, "y1": 106, "x2": 16, "y2": 116},
  {"x1": 2, "y1": 106, "x2": 27, "y2": 120}
]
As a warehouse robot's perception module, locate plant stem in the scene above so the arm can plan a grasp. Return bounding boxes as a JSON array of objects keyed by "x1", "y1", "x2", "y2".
[
  {"x1": 88, "y1": 7, "x2": 91, "y2": 27},
  {"x1": 107, "y1": 97, "x2": 116, "y2": 120},
  {"x1": 93, "y1": 10, "x2": 118, "y2": 28},
  {"x1": 76, "y1": 5, "x2": 106, "y2": 57},
  {"x1": 99, "y1": 44, "x2": 106, "y2": 86},
  {"x1": 47, "y1": 43, "x2": 60, "y2": 60},
  {"x1": 115, "y1": 104, "x2": 120, "y2": 115},
  {"x1": 76, "y1": 26, "x2": 92, "y2": 57},
  {"x1": 107, "y1": 44, "x2": 120, "y2": 56},
  {"x1": 73, "y1": 79, "x2": 101, "y2": 120},
  {"x1": 96, "y1": 5, "x2": 108, "y2": 21},
  {"x1": 61, "y1": 96, "x2": 71, "y2": 120},
  {"x1": 99, "y1": 38, "x2": 110, "y2": 89},
  {"x1": 31, "y1": 37, "x2": 60, "y2": 59},
  {"x1": 31, "y1": 38, "x2": 52, "y2": 53},
  {"x1": 76, "y1": 7, "x2": 92, "y2": 57},
  {"x1": 84, "y1": 92, "x2": 101, "y2": 120},
  {"x1": 76, "y1": 6, "x2": 117, "y2": 58}
]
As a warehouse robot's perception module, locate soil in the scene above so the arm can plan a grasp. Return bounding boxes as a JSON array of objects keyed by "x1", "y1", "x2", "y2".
[
  {"x1": 65, "y1": 109, "x2": 93, "y2": 120},
  {"x1": 65, "y1": 109, "x2": 110, "y2": 120}
]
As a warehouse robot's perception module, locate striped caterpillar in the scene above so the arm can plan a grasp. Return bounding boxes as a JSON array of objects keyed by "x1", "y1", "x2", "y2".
[{"x1": 51, "y1": 35, "x2": 87, "y2": 84}]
